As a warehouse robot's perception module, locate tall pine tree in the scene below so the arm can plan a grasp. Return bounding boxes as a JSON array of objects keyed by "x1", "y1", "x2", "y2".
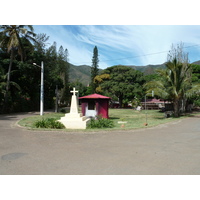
[
  {"x1": 90, "y1": 46, "x2": 99, "y2": 93},
  {"x1": 58, "y1": 46, "x2": 70, "y2": 103}
]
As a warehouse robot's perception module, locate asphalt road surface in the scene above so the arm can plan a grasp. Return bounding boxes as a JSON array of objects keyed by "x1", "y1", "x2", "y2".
[{"x1": 0, "y1": 112, "x2": 200, "y2": 175}]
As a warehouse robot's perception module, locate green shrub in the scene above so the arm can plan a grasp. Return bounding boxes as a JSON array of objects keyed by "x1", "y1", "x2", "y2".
[
  {"x1": 194, "y1": 99, "x2": 200, "y2": 107},
  {"x1": 59, "y1": 108, "x2": 66, "y2": 113},
  {"x1": 34, "y1": 118, "x2": 65, "y2": 129},
  {"x1": 87, "y1": 118, "x2": 114, "y2": 129}
]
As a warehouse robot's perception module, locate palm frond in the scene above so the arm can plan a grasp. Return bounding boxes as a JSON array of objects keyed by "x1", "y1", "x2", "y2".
[
  {"x1": 144, "y1": 80, "x2": 169, "y2": 99},
  {"x1": 10, "y1": 81, "x2": 21, "y2": 90},
  {"x1": 186, "y1": 83, "x2": 200, "y2": 98}
]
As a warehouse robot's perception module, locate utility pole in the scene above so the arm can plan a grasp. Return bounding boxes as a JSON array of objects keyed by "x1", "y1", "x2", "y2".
[
  {"x1": 40, "y1": 61, "x2": 44, "y2": 116},
  {"x1": 33, "y1": 61, "x2": 44, "y2": 116}
]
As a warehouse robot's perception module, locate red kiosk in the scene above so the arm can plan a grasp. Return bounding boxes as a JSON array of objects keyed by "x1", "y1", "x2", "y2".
[{"x1": 79, "y1": 93, "x2": 111, "y2": 119}]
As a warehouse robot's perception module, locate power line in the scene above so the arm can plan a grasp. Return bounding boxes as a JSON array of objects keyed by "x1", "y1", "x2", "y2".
[{"x1": 72, "y1": 43, "x2": 200, "y2": 65}]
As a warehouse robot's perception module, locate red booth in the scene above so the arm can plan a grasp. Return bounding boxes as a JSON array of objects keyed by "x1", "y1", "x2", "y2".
[{"x1": 79, "y1": 93, "x2": 111, "y2": 119}]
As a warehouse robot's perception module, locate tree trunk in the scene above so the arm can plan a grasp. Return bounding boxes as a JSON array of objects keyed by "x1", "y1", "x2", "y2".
[
  {"x1": 119, "y1": 95, "x2": 123, "y2": 108},
  {"x1": 3, "y1": 48, "x2": 14, "y2": 113},
  {"x1": 6, "y1": 49, "x2": 14, "y2": 91},
  {"x1": 181, "y1": 97, "x2": 187, "y2": 114},
  {"x1": 173, "y1": 98, "x2": 180, "y2": 117}
]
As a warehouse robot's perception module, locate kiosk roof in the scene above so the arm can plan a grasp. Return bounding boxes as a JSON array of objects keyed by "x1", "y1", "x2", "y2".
[{"x1": 79, "y1": 93, "x2": 111, "y2": 99}]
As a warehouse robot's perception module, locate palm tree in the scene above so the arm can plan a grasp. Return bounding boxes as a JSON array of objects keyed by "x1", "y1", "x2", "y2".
[
  {"x1": 0, "y1": 25, "x2": 36, "y2": 111},
  {"x1": 0, "y1": 67, "x2": 20, "y2": 113},
  {"x1": 144, "y1": 58, "x2": 200, "y2": 117}
]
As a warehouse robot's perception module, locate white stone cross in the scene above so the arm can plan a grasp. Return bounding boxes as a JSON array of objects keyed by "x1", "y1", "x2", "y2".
[{"x1": 70, "y1": 87, "x2": 78, "y2": 96}]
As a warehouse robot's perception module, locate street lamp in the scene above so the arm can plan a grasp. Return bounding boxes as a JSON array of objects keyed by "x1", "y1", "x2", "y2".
[
  {"x1": 144, "y1": 90, "x2": 154, "y2": 126},
  {"x1": 33, "y1": 61, "x2": 44, "y2": 116}
]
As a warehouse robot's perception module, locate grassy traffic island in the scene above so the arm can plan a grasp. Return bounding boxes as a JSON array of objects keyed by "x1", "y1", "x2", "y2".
[{"x1": 17, "y1": 108, "x2": 191, "y2": 132}]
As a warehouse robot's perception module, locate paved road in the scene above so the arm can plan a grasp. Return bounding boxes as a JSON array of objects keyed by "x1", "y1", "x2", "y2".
[{"x1": 0, "y1": 112, "x2": 200, "y2": 175}]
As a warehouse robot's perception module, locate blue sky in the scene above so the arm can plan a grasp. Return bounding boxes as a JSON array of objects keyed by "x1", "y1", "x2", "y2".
[
  {"x1": 2, "y1": 0, "x2": 200, "y2": 71},
  {"x1": 33, "y1": 25, "x2": 200, "y2": 69}
]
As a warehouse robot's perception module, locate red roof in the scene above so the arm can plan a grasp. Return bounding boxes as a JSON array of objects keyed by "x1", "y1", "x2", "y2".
[{"x1": 79, "y1": 93, "x2": 111, "y2": 99}]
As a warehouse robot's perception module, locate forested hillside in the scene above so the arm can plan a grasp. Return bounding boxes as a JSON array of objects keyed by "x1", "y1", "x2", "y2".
[{"x1": 69, "y1": 64, "x2": 91, "y2": 86}]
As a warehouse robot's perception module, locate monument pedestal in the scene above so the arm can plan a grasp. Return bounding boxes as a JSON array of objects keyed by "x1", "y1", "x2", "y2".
[{"x1": 58, "y1": 88, "x2": 90, "y2": 129}]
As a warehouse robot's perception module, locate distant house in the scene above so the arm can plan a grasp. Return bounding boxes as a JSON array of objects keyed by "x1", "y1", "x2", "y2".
[{"x1": 141, "y1": 99, "x2": 172, "y2": 110}]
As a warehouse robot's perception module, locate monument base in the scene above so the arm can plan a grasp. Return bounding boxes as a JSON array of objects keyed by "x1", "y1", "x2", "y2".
[{"x1": 58, "y1": 113, "x2": 90, "y2": 129}]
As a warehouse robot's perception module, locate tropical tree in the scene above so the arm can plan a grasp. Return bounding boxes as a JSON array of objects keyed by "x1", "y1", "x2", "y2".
[
  {"x1": 191, "y1": 64, "x2": 200, "y2": 106},
  {"x1": 0, "y1": 65, "x2": 21, "y2": 112},
  {"x1": 0, "y1": 25, "x2": 36, "y2": 111},
  {"x1": 0, "y1": 67, "x2": 6, "y2": 105},
  {"x1": 191, "y1": 64, "x2": 200, "y2": 83},
  {"x1": 94, "y1": 73, "x2": 110, "y2": 93},
  {"x1": 100, "y1": 65, "x2": 145, "y2": 107},
  {"x1": 145, "y1": 58, "x2": 200, "y2": 117}
]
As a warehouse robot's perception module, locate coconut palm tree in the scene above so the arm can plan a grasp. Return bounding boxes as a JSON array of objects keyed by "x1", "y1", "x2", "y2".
[
  {"x1": 0, "y1": 25, "x2": 36, "y2": 111},
  {"x1": 144, "y1": 58, "x2": 200, "y2": 117},
  {"x1": 0, "y1": 67, "x2": 21, "y2": 113}
]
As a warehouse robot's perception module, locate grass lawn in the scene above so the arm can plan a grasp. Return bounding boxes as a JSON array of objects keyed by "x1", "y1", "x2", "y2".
[
  {"x1": 109, "y1": 109, "x2": 179, "y2": 130},
  {"x1": 18, "y1": 108, "x2": 185, "y2": 131}
]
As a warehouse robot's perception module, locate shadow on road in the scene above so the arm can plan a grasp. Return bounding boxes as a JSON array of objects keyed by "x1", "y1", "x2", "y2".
[{"x1": 0, "y1": 112, "x2": 39, "y2": 121}]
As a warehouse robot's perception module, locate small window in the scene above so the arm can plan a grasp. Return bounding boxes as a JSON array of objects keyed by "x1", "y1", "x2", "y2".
[{"x1": 88, "y1": 101, "x2": 95, "y2": 110}]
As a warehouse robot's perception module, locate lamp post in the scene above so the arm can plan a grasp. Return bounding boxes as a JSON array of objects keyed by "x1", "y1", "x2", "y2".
[
  {"x1": 144, "y1": 90, "x2": 154, "y2": 126},
  {"x1": 33, "y1": 61, "x2": 44, "y2": 116}
]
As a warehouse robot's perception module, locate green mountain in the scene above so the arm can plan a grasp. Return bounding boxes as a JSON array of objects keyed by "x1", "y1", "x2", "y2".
[
  {"x1": 69, "y1": 64, "x2": 91, "y2": 85},
  {"x1": 191, "y1": 60, "x2": 200, "y2": 65},
  {"x1": 127, "y1": 63, "x2": 166, "y2": 75},
  {"x1": 69, "y1": 63, "x2": 165, "y2": 85},
  {"x1": 69, "y1": 61, "x2": 200, "y2": 85}
]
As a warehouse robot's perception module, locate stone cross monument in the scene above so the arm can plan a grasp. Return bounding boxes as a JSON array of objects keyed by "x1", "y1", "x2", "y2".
[
  {"x1": 57, "y1": 87, "x2": 90, "y2": 129},
  {"x1": 69, "y1": 87, "x2": 78, "y2": 114}
]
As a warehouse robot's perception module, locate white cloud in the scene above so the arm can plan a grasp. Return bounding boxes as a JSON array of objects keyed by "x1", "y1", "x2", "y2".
[{"x1": 33, "y1": 25, "x2": 200, "y2": 68}]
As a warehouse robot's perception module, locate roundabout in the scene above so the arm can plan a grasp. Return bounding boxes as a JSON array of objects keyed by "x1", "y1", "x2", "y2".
[{"x1": 0, "y1": 112, "x2": 200, "y2": 175}]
